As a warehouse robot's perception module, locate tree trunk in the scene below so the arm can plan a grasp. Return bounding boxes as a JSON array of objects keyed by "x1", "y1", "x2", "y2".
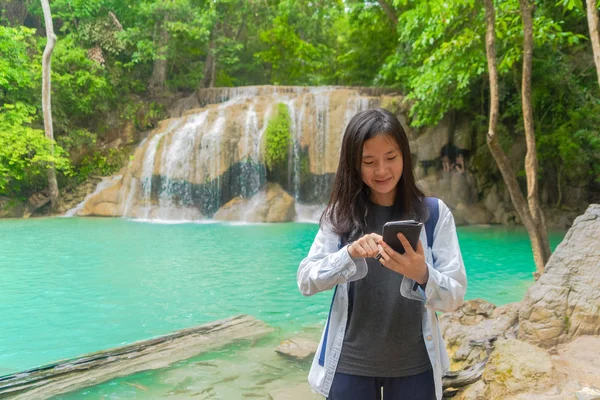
[
  {"x1": 40, "y1": 0, "x2": 60, "y2": 212},
  {"x1": 149, "y1": 16, "x2": 169, "y2": 91},
  {"x1": 483, "y1": 0, "x2": 547, "y2": 279},
  {"x1": 586, "y1": 0, "x2": 600, "y2": 89},
  {"x1": 201, "y1": 39, "x2": 216, "y2": 88},
  {"x1": 0, "y1": 0, "x2": 32, "y2": 26},
  {"x1": 377, "y1": 0, "x2": 398, "y2": 25},
  {"x1": 519, "y1": 0, "x2": 551, "y2": 275}
]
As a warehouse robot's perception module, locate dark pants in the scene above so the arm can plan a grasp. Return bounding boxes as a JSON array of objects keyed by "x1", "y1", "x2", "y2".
[{"x1": 327, "y1": 369, "x2": 435, "y2": 400}]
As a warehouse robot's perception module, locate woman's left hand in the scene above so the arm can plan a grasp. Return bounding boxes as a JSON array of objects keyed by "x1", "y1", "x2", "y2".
[{"x1": 378, "y1": 233, "x2": 429, "y2": 285}]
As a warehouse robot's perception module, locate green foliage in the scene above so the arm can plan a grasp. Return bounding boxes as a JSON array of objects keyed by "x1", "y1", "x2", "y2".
[
  {"x1": 120, "y1": 100, "x2": 166, "y2": 131},
  {"x1": 56, "y1": 129, "x2": 97, "y2": 155},
  {"x1": 50, "y1": 35, "x2": 114, "y2": 122},
  {"x1": 1, "y1": 0, "x2": 598, "y2": 205},
  {"x1": 0, "y1": 25, "x2": 39, "y2": 105},
  {"x1": 76, "y1": 147, "x2": 129, "y2": 182},
  {"x1": 538, "y1": 102, "x2": 600, "y2": 184},
  {"x1": 256, "y1": 0, "x2": 341, "y2": 85},
  {"x1": 378, "y1": 0, "x2": 586, "y2": 127},
  {"x1": 0, "y1": 103, "x2": 71, "y2": 195},
  {"x1": 334, "y1": 2, "x2": 397, "y2": 85},
  {"x1": 264, "y1": 103, "x2": 291, "y2": 172}
]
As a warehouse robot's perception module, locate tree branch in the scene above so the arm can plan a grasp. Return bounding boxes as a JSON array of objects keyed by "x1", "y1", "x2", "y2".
[{"x1": 377, "y1": 0, "x2": 398, "y2": 25}]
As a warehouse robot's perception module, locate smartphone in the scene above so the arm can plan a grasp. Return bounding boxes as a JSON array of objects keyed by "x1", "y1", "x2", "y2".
[{"x1": 382, "y1": 220, "x2": 423, "y2": 254}]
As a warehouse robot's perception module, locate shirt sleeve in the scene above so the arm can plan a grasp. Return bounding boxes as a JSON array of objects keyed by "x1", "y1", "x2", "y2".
[
  {"x1": 400, "y1": 199, "x2": 467, "y2": 312},
  {"x1": 297, "y1": 223, "x2": 368, "y2": 296}
]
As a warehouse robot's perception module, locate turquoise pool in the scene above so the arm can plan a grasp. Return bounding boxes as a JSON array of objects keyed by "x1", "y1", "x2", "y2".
[{"x1": 0, "y1": 218, "x2": 565, "y2": 397}]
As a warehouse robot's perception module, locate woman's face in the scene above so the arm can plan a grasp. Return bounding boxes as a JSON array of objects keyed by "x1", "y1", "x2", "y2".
[{"x1": 360, "y1": 134, "x2": 404, "y2": 206}]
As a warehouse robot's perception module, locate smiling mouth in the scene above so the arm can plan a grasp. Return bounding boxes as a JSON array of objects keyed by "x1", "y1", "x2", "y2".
[{"x1": 374, "y1": 178, "x2": 392, "y2": 184}]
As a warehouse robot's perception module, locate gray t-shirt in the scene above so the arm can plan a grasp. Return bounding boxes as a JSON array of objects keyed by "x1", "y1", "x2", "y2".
[{"x1": 336, "y1": 202, "x2": 431, "y2": 377}]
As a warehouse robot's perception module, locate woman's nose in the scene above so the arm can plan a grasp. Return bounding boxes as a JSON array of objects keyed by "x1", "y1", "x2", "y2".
[{"x1": 375, "y1": 164, "x2": 387, "y2": 175}]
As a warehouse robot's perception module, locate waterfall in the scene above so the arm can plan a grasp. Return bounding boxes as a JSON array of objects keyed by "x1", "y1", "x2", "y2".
[
  {"x1": 196, "y1": 108, "x2": 226, "y2": 216},
  {"x1": 314, "y1": 92, "x2": 331, "y2": 202},
  {"x1": 153, "y1": 112, "x2": 208, "y2": 220},
  {"x1": 239, "y1": 101, "x2": 262, "y2": 198},
  {"x1": 77, "y1": 86, "x2": 392, "y2": 223},
  {"x1": 121, "y1": 176, "x2": 138, "y2": 218}
]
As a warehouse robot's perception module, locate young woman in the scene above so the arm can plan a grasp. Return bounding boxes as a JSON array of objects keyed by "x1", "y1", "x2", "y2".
[{"x1": 297, "y1": 108, "x2": 467, "y2": 400}]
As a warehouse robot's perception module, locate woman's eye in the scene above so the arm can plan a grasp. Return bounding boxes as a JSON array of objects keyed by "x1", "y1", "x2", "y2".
[
  {"x1": 363, "y1": 162, "x2": 374, "y2": 165},
  {"x1": 387, "y1": 156, "x2": 397, "y2": 161}
]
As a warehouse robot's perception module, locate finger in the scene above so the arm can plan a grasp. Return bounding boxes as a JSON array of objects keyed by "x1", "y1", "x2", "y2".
[
  {"x1": 377, "y1": 245, "x2": 391, "y2": 264},
  {"x1": 396, "y1": 233, "x2": 415, "y2": 254},
  {"x1": 379, "y1": 240, "x2": 400, "y2": 260},
  {"x1": 358, "y1": 235, "x2": 379, "y2": 257},
  {"x1": 352, "y1": 243, "x2": 367, "y2": 258},
  {"x1": 366, "y1": 238, "x2": 379, "y2": 256},
  {"x1": 370, "y1": 233, "x2": 383, "y2": 243}
]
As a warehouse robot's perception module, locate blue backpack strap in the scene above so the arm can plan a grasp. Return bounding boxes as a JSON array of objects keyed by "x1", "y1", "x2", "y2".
[
  {"x1": 412, "y1": 197, "x2": 439, "y2": 292},
  {"x1": 318, "y1": 285, "x2": 337, "y2": 366},
  {"x1": 424, "y1": 197, "x2": 439, "y2": 249}
]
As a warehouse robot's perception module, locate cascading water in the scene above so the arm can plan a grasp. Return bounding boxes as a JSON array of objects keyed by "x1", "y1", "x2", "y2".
[
  {"x1": 154, "y1": 112, "x2": 209, "y2": 221},
  {"x1": 239, "y1": 101, "x2": 261, "y2": 198},
  {"x1": 72, "y1": 86, "x2": 391, "y2": 223},
  {"x1": 313, "y1": 92, "x2": 331, "y2": 204}
]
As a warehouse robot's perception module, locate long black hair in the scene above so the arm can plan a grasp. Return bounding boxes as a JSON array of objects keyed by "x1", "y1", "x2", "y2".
[{"x1": 320, "y1": 108, "x2": 427, "y2": 241}]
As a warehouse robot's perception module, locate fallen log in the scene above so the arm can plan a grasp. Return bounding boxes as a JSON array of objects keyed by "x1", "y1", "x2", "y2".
[
  {"x1": 0, "y1": 315, "x2": 273, "y2": 399},
  {"x1": 442, "y1": 336, "x2": 497, "y2": 397}
]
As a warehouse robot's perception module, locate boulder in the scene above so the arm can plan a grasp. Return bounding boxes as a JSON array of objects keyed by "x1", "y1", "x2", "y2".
[
  {"x1": 78, "y1": 180, "x2": 123, "y2": 217},
  {"x1": 482, "y1": 339, "x2": 555, "y2": 399},
  {"x1": 214, "y1": 183, "x2": 296, "y2": 223},
  {"x1": 274, "y1": 338, "x2": 318, "y2": 361},
  {"x1": 518, "y1": 204, "x2": 600, "y2": 348}
]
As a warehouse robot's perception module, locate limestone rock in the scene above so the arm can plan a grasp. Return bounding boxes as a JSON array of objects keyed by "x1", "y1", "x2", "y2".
[
  {"x1": 518, "y1": 204, "x2": 600, "y2": 348},
  {"x1": 274, "y1": 338, "x2": 318, "y2": 361},
  {"x1": 551, "y1": 336, "x2": 600, "y2": 391},
  {"x1": 440, "y1": 300, "x2": 518, "y2": 369},
  {"x1": 482, "y1": 339, "x2": 555, "y2": 399},
  {"x1": 453, "y1": 202, "x2": 494, "y2": 226},
  {"x1": 78, "y1": 180, "x2": 123, "y2": 217},
  {"x1": 454, "y1": 118, "x2": 473, "y2": 151},
  {"x1": 576, "y1": 387, "x2": 600, "y2": 400},
  {"x1": 0, "y1": 197, "x2": 29, "y2": 218},
  {"x1": 213, "y1": 197, "x2": 247, "y2": 221},
  {"x1": 411, "y1": 113, "x2": 453, "y2": 160},
  {"x1": 61, "y1": 178, "x2": 104, "y2": 213},
  {"x1": 263, "y1": 183, "x2": 296, "y2": 222},
  {"x1": 418, "y1": 173, "x2": 492, "y2": 225},
  {"x1": 456, "y1": 380, "x2": 487, "y2": 400},
  {"x1": 214, "y1": 183, "x2": 296, "y2": 223}
]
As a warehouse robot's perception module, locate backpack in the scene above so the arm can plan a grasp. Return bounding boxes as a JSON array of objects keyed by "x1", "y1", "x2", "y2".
[{"x1": 424, "y1": 196, "x2": 440, "y2": 250}]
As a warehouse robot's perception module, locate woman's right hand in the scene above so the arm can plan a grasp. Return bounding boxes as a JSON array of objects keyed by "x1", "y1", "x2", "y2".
[{"x1": 347, "y1": 233, "x2": 382, "y2": 259}]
